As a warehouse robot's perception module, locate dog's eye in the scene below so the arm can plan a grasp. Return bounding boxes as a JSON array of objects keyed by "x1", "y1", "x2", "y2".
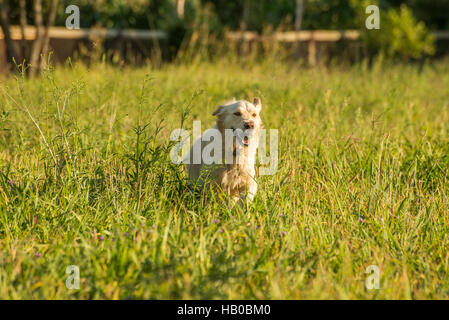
[
  {"x1": 252, "y1": 113, "x2": 257, "y2": 117},
  {"x1": 234, "y1": 112, "x2": 242, "y2": 116}
]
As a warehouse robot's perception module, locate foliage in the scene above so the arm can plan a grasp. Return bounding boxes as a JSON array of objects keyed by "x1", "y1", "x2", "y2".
[
  {"x1": 6, "y1": 0, "x2": 448, "y2": 32},
  {"x1": 362, "y1": 4, "x2": 435, "y2": 60},
  {"x1": 389, "y1": 0, "x2": 449, "y2": 30},
  {"x1": 3, "y1": 0, "x2": 444, "y2": 62}
]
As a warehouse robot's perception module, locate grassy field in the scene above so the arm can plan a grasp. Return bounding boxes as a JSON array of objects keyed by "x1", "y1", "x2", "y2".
[{"x1": 1, "y1": 58, "x2": 449, "y2": 299}]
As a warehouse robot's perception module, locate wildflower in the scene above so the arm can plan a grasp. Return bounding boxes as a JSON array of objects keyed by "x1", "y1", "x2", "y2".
[
  {"x1": 35, "y1": 252, "x2": 42, "y2": 258},
  {"x1": 305, "y1": 227, "x2": 309, "y2": 232},
  {"x1": 99, "y1": 235, "x2": 104, "y2": 241},
  {"x1": 213, "y1": 219, "x2": 220, "y2": 224},
  {"x1": 123, "y1": 232, "x2": 129, "y2": 237},
  {"x1": 279, "y1": 214, "x2": 284, "y2": 217},
  {"x1": 281, "y1": 231, "x2": 286, "y2": 236},
  {"x1": 7, "y1": 179, "x2": 13, "y2": 186},
  {"x1": 219, "y1": 229, "x2": 223, "y2": 233}
]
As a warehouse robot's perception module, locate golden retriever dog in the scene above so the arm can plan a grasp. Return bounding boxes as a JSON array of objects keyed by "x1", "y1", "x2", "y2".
[{"x1": 186, "y1": 98, "x2": 263, "y2": 206}]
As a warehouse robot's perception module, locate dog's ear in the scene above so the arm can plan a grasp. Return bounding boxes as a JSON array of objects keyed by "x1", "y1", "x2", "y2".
[
  {"x1": 212, "y1": 105, "x2": 223, "y2": 116},
  {"x1": 253, "y1": 97, "x2": 262, "y2": 111}
]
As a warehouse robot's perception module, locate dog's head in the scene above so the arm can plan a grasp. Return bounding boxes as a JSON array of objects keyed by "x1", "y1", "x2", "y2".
[{"x1": 212, "y1": 98, "x2": 263, "y2": 146}]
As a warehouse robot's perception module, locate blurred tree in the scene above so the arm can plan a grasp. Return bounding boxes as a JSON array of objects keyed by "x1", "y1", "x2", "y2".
[
  {"x1": 294, "y1": 0, "x2": 304, "y2": 59},
  {"x1": 30, "y1": 0, "x2": 59, "y2": 76},
  {"x1": 295, "y1": 0, "x2": 304, "y2": 31},
  {"x1": 0, "y1": 0, "x2": 59, "y2": 75},
  {"x1": 176, "y1": 0, "x2": 185, "y2": 18},
  {"x1": 18, "y1": 0, "x2": 27, "y2": 59},
  {"x1": 0, "y1": 0, "x2": 19, "y2": 66}
]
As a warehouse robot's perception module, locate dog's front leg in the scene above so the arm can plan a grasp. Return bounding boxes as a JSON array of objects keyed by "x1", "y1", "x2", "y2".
[
  {"x1": 246, "y1": 180, "x2": 258, "y2": 203},
  {"x1": 232, "y1": 186, "x2": 257, "y2": 210}
]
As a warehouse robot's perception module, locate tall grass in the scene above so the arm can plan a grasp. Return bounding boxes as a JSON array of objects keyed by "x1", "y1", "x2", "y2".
[{"x1": 0, "y1": 58, "x2": 449, "y2": 299}]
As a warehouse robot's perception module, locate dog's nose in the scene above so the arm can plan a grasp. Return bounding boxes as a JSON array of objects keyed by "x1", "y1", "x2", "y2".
[{"x1": 244, "y1": 121, "x2": 255, "y2": 129}]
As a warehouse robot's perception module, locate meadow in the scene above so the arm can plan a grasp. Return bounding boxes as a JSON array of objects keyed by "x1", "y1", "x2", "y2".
[{"x1": 1, "y1": 57, "x2": 449, "y2": 299}]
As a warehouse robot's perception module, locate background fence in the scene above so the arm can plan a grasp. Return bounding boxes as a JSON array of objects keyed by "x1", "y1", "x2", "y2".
[{"x1": 2, "y1": 26, "x2": 449, "y2": 69}]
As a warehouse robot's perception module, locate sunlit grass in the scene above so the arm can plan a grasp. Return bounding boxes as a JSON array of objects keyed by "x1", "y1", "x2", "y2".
[{"x1": 1, "y1": 58, "x2": 449, "y2": 299}]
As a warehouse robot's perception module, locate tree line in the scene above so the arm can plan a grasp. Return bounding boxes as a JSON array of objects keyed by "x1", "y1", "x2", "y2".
[{"x1": 0, "y1": 0, "x2": 447, "y2": 74}]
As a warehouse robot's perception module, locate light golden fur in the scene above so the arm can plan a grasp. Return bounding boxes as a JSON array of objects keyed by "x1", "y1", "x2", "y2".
[{"x1": 186, "y1": 98, "x2": 263, "y2": 206}]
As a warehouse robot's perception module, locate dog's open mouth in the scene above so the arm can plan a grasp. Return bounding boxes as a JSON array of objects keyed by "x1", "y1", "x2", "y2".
[{"x1": 232, "y1": 128, "x2": 250, "y2": 146}]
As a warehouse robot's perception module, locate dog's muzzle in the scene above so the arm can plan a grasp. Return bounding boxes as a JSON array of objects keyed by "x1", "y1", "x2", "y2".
[{"x1": 231, "y1": 127, "x2": 252, "y2": 146}]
